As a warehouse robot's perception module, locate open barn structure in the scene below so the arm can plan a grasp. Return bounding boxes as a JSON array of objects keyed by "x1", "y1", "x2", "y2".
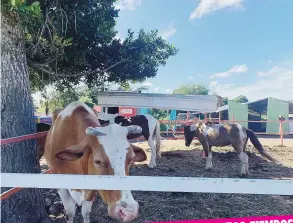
[{"x1": 212, "y1": 97, "x2": 293, "y2": 134}]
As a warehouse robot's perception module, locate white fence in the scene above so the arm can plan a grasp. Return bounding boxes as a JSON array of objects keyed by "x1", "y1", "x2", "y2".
[{"x1": 2, "y1": 173, "x2": 293, "y2": 195}]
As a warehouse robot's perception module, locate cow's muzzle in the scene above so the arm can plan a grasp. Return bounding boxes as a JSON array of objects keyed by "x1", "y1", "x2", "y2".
[{"x1": 108, "y1": 201, "x2": 139, "y2": 222}]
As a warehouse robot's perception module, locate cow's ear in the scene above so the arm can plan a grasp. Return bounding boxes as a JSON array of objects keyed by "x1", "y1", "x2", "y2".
[
  {"x1": 131, "y1": 144, "x2": 147, "y2": 162},
  {"x1": 55, "y1": 138, "x2": 89, "y2": 161}
]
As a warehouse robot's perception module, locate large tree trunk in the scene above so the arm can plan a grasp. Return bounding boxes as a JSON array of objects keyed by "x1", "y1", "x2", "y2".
[{"x1": 1, "y1": 13, "x2": 48, "y2": 223}]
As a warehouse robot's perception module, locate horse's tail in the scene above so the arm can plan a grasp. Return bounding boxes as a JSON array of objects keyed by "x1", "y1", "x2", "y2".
[
  {"x1": 246, "y1": 129, "x2": 278, "y2": 163},
  {"x1": 154, "y1": 119, "x2": 161, "y2": 156}
]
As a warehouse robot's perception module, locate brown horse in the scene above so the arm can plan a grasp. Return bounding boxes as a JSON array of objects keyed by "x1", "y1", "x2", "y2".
[{"x1": 184, "y1": 122, "x2": 278, "y2": 177}]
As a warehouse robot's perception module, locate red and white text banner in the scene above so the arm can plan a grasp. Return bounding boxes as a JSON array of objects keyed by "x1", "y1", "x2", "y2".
[{"x1": 148, "y1": 215, "x2": 293, "y2": 223}]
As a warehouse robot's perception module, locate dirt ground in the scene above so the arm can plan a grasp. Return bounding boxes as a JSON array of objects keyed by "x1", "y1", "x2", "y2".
[{"x1": 40, "y1": 137, "x2": 293, "y2": 223}]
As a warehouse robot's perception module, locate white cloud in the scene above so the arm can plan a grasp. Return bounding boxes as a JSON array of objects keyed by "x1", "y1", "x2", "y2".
[
  {"x1": 143, "y1": 82, "x2": 153, "y2": 87},
  {"x1": 160, "y1": 24, "x2": 177, "y2": 40},
  {"x1": 189, "y1": 0, "x2": 244, "y2": 20},
  {"x1": 153, "y1": 87, "x2": 160, "y2": 93},
  {"x1": 114, "y1": 0, "x2": 142, "y2": 11},
  {"x1": 108, "y1": 83, "x2": 120, "y2": 90},
  {"x1": 165, "y1": 89, "x2": 172, "y2": 93},
  {"x1": 209, "y1": 64, "x2": 248, "y2": 79},
  {"x1": 209, "y1": 81, "x2": 218, "y2": 88},
  {"x1": 187, "y1": 76, "x2": 194, "y2": 80},
  {"x1": 256, "y1": 66, "x2": 283, "y2": 77},
  {"x1": 214, "y1": 66, "x2": 293, "y2": 101},
  {"x1": 114, "y1": 33, "x2": 125, "y2": 43}
]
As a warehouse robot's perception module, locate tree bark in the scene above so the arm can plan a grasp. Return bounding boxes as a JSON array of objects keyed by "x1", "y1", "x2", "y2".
[{"x1": 1, "y1": 13, "x2": 47, "y2": 223}]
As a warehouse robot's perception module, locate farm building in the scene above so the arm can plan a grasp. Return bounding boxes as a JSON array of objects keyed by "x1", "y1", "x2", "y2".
[
  {"x1": 96, "y1": 91, "x2": 220, "y2": 117},
  {"x1": 213, "y1": 97, "x2": 293, "y2": 134},
  {"x1": 94, "y1": 104, "x2": 151, "y2": 117}
]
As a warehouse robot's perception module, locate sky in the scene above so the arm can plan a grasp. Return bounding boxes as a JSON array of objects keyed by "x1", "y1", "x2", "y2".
[{"x1": 112, "y1": 0, "x2": 293, "y2": 101}]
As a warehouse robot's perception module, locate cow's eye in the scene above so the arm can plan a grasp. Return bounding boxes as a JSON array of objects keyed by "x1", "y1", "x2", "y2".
[{"x1": 95, "y1": 160, "x2": 105, "y2": 167}]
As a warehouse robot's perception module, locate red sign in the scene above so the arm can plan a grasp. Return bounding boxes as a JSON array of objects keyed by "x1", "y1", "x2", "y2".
[
  {"x1": 119, "y1": 107, "x2": 136, "y2": 117},
  {"x1": 93, "y1": 105, "x2": 102, "y2": 112}
]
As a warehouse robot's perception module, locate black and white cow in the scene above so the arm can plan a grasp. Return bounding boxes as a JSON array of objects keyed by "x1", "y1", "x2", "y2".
[{"x1": 97, "y1": 112, "x2": 161, "y2": 168}]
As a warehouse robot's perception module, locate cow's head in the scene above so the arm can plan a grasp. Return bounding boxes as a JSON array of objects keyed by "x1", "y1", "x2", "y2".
[
  {"x1": 183, "y1": 124, "x2": 197, "y2": 147},
  {"x1": 115, "y1": 116, "x2": 132, "y2": 126},
  {"x1": 55, "y1": 123, "x2": 146, "y2": 222}
]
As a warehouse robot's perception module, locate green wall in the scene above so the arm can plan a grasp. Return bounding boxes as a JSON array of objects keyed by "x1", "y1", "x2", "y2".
[
  {"x1": 228, "y1": 101, "x2": 248, "y2": 128},
  {"x1": 266, "y1": 98, "x2": 289, "y2": 133}
]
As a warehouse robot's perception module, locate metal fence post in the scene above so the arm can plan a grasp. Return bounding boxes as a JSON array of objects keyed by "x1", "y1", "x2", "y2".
[{"x1": 279, "y1": 119, "x2": 284, "y2": 146}]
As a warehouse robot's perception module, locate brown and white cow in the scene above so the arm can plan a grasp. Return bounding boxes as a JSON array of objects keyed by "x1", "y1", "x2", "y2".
[
  {"x1": 44, "y1": 101, "x2": 147, "y2": 223},
  {"x1": 36, "y1": 109, "x2": 64, "y2": 160},
  {"x1": 184, "y1": 122, "x2": 278, "y2": 177}
]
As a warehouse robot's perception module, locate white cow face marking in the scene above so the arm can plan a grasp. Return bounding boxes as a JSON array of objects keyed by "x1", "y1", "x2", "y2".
[
  {"x1": 86, "y1": 124, "x2": 144, "y2": 222},
  {"x1": 86, "y1": 124, "x2": 142, "y2": 175}
]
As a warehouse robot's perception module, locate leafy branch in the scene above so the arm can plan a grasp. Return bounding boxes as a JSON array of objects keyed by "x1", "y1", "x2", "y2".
[{"x1": 28, "y1": 59, "x2": 127, "y2": 78}]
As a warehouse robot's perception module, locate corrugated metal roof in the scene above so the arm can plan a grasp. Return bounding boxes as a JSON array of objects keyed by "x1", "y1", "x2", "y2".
[
  {"x1": 97, "y1": 91, "x2": 219, "y2": 112},
  {"x1": 98, "y1": 91, "x2": 217, "y2": 100},
  {"x1": 215, "y1": 97, "x2": 293, "y2": 113},
  {"x1": 215, "y1": 105, "x2": 229, "y2": 112}
]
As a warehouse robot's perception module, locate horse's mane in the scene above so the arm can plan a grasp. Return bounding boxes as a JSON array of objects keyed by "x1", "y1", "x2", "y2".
[{"x1": 204, "y1": 121, "x2": 220, "y2": 126}]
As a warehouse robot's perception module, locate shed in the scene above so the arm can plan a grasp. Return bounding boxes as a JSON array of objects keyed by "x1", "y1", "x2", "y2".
[{"x1": 214, "y1": 97, "x2": 290, "y2": 134}]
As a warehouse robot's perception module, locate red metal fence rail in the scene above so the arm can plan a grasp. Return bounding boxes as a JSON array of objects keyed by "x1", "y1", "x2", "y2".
[
  {"x1": 1, "y1": 119, "x2": 292, "y2": 200},
  {"x1": 0, "y1": 132, "x2": 48, "y2": 146}
]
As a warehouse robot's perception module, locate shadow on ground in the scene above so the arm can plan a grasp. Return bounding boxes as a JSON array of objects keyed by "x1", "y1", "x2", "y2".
[
  {"x1": 42, "y1": 146, "x2": 293, "y2": 223},
  {"x1": 41, "y1": 145, "x2": 293, "y2": 223}
]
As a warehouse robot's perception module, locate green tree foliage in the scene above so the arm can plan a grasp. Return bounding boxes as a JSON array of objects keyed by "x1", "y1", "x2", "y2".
[
  {"x1": 232, "y1": 95, "x2": 249, "y2": 103},
  {"x1": 222, "y1": 97, "x2": 229, "y2": 105},
  {"x1": 37, "y1": 85, "x2": 93, "y2": 113},
  {"x1": 149, "y1": 109, "x2": 170, "y2": 131},
  {"x1": 117, "y1": 83, "x2": 132, "y2": 91},
  {"x1": 173, "y1": 83, "x2": 209, "y2": 95},
  {"x1": 150, "y1": 108, "x2": 169, "y2": 120},
  {"x1": 5, "y1": 0, "x2": 178, "y2": 91}
]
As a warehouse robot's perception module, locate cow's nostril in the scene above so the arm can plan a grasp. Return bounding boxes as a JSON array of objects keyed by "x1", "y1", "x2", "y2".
[
  {"x1": 120, "y1": 201, "x2": 128, "y2": 208},
  {"x1": 118, "y1": 209, "x2": 126, "y2": 219}
]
